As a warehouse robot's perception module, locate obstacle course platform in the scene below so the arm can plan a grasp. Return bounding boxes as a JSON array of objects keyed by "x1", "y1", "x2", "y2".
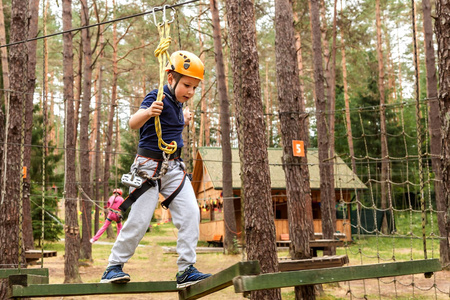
[{"x1": 7, "y1": 259, "x2": 442, "y2": 299}]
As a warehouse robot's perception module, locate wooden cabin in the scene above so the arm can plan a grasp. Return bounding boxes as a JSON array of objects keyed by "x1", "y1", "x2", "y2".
[{"x1": 191, "y1": 147, "x2": 367, "y2": 242}]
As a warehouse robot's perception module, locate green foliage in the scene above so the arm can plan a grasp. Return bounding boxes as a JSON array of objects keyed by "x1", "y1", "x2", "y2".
[
  {"x1": 31, "y1": 190, "x2": 63, "y2": 245},
  {"x1": 30, "y1": 104, "x2": 64, "y2": 245}
]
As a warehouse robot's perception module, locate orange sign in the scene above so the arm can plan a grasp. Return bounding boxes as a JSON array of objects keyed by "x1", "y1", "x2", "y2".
[
  {"x1": 23, "y1": 166, "x2": 27, "y2": 179},
  {"x1": 292, "y1": 140, "x2": 305, "y2": 157}
]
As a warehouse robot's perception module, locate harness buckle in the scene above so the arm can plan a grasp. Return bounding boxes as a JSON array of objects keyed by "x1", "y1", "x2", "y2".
[{"x1": 121, "y1": 170, "x2": 144, "y2": 188}]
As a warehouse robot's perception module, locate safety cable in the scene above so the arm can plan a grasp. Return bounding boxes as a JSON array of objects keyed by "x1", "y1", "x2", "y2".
[{"x1": 0, "y1": 0, "x2": 200, "y2": 49}]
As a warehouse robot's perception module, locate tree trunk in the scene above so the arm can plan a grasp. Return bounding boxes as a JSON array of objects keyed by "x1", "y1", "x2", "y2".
[
  {"x1": 340, "y1": 0, "x2": 359, "y2": 213},
  {"x1": 198, "y1": 3, "x2": 206, "y2": 148},
  {"x1": 225, "y1": 1, "x2": 281, "y2": 299},
  {"x1": 74, "y1": 41, "x2": 82, "y2": 144},
  {"x1": 104, "y1": 7, "x2": 119, "y2": 232},
  {"x1": 293, "y1": 1, "x2": 307, "y2": 144},
  {"x1": 310, "y1": 0, "x2": 336, "y2": 249},
  {"x1": 424, "y1": 0, "x2": 447, "y2": 266},
  {"x1": 275, "y1": 1, "x2": 315, "y2": 299},
  {"x1": 79, "y1": 0, "x2": 93, "y2": 260},
  {"x1": 22, "y1": 0, "x2": 40, "y2": 250},
  {"x1": 264, "y1": 60, "x2": 271, "y2": 146},
  {"x1": 435, "y1": 0, "x2": 450, "y2": 269},
  {"x1": 0, "y1": 0, "x2": 9, "y2": 108},
  {"x1": 328, "y1": 0, "x2": 337, "y2": 157},
  {"x1": 93, "y1": 28, "x2": 103, "y2": 236},
  {"x1": 0, "y1": 0, "x2": 28, "y2": 297},
  {"x1": 62, "y1": 0, "x2": 81, "y2": 283},
  {"x1": 209, "y1": 0, "x2": 237, "y2": 254},
  {"x1": 376, "y1": 0, "x2": 389, "y2": 234}
]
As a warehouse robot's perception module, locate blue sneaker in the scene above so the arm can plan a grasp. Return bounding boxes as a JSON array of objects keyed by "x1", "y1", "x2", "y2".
[
  {"x1": 176, "y1": 265, "x2": 211, "y2": 288},
  {"x1": 100, "y1": 265, "x2": 130, "y2": 283}
]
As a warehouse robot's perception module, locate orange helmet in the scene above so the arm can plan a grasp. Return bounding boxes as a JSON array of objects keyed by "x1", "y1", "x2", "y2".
[
  {"x1": 113, "y1": 188, "x2": 123, "y2": 196},
  {"x1": 165, "y1": 50, "x2": 204, "y2": 81}
]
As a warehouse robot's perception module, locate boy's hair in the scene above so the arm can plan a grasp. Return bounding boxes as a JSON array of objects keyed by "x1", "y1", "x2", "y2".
[{"x1": 168, "y1": 70, "x2": 182, "y2": 81}]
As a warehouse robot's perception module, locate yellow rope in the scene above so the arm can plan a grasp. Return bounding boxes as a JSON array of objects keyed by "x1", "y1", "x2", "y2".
[{"x1": 153, "y1": 21, "x2": 177, "y2": 154}]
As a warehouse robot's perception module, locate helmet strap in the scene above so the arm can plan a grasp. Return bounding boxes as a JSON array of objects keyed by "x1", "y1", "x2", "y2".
[{"x1": 169, "y1": 75, "x2": 183, "y2": 101}]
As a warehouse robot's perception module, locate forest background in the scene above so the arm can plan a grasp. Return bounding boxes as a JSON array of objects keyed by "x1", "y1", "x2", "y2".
[{"x1": 0, "y1": 0, "x2": 449, "y2": 298}]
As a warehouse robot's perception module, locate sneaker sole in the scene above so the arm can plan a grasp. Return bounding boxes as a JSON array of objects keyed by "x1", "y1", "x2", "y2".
[
  {"x1": 177, "y1": 280, "x2": 202, "y2": 289},
  {"x1": 177, "y1": 279, "x2": 208, "y2": 289},
  {"x1": 100, "y1": 276, "x2": 130, "y2": 284}
]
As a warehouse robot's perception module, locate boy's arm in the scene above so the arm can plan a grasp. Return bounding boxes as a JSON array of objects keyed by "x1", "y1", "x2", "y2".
[{"x1": 129, "y1": 100, "x2": 164, "y2": 129}]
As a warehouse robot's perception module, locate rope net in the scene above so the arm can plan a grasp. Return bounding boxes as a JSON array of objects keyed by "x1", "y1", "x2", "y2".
[{"x1": 314, "y1": 95, "x2": 447, "y2": 299}]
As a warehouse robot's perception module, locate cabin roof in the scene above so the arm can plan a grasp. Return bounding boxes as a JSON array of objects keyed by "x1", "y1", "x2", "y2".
[{"x1": 194, "y1": 147, "x2": 367, "y2": 190}]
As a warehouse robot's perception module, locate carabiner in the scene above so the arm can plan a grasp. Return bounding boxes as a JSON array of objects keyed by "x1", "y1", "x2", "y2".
[
  {"x1": 164, "y1": 5, "x2": 176, "y2": 24},
  {"x1": 152, "y1": 6, "x2": 161, "y2": 27},
  {"x1": 152, "y1": 5, "x2": 176, "y2": 27}
]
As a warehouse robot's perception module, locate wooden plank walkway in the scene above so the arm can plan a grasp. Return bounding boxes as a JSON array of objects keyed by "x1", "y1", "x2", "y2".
[
  {"x1": 179, "y1": 261, "x2": 260, "y2": 300},
  {"x1": 9, "y1": 261, "x2": 260, "y2": 299},
  {"x1": 233, "y1": 259, "x2": 442, "y2": 293},
  {"x1": 10, "y1": 280, "x2": 179, "y2": 298},
  {"x1": 25, "y1": 250, "x2": 57, "y2": 265},
  {"x1": 278, "y1": 255, "x2": 349, "y2": 272}
]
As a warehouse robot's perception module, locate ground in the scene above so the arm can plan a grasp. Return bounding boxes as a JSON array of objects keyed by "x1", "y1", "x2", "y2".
[{"x1": 26, "y1": 222, "x2": 450, "y2": 300}]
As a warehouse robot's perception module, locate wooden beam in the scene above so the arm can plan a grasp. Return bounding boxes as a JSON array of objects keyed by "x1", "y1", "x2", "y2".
[
  {"x1": 0, "y1": 268, "x2": 48, "y2": 279},
  {"x1": 179, "y1": 261, "x2": 260, "y2": 300},
  {"x1": 10, "y1": 281, "x2": 179, "y2": 298},
  {"x1": 9, "y1": 261, "x2": 261, "y2": 299},
  {"x1": 24, "y1": 250, "x2": 57, "y2": 259},
  {"x1": 309, "y1": 239, "x2": 345, "y2": 248},
  {"x1": 278, "y1": 255, "x2": 349, "y2": 272},
  {"x1": 9, "y1": 274, "x2": 49, "y2": 286},
  {"x1": 233, "y1": 259, "x2": 442, "y2": 293}
]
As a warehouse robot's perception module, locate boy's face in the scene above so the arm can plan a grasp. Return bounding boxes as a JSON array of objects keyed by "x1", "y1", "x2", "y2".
[{"x1": 168, "y1": 73, "x2": 201, "y2": 104}]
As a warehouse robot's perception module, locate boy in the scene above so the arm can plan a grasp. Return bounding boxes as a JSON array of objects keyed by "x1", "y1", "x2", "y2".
[{"x1": 100, "y1": 51, "x2": 211, "y2": 288}]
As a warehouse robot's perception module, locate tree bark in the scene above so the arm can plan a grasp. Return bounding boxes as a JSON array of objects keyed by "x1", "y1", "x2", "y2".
[
  {"x1": 74, "y1": 41, "x2": 82, "y2": 144},
  {"x1": 275, "y1": 1, "x2": 315, "y2": 299},
  {"x1": 310, "y1": 0, "x2": 336, "y2": 249},
  {"x1": 435, "y1": 0, "x2": 450, "y2": 269},
  {"x1": 79, "y1": 0, "x2": 93, "y2": 260},
  {"x1": 93, "y1": 27, "x2": 103, "y2": 236},
  {"x1": 209, "y1": 0, "x2": 237, "y2": 254},
  {"x1": 225, "y1": 1, "x2": 281, "y2": 299},
  {"x1": 198, "y1": 7, "x2": 207, "y2": 149},
  {"x1": 63, "y1": 0, "x2": 81, "y2": 283},
  {"x1": 0, "y1": 0, "x2": 28, "y2": 297},
  {"x1": 293, "y1": 0, "x2": 307, "y2": 144},
  {"x1": 22, "y1": 0, "x2": 40, "y2": 250},
  {"x1": 423, "y1": 0, "x2": 447, "y2": 267}
]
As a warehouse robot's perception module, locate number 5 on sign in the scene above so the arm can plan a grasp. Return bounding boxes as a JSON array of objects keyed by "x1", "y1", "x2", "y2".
[{"x1": 292, "y1": 140, "x2": 305, "y2": 157}]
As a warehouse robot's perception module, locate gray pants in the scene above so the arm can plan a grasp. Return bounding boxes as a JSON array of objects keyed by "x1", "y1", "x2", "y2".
[{"x1": 108, "y1": 156, "x2": 200, "y2": 272}]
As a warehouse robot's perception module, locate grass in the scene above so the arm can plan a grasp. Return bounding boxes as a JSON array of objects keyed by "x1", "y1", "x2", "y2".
[
  {"x1": 31, "y1": 213, "x2": 448, "y2": 299},
  {"x1": 341, "y1": 211, "x2": 442, "y2": 263}
]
